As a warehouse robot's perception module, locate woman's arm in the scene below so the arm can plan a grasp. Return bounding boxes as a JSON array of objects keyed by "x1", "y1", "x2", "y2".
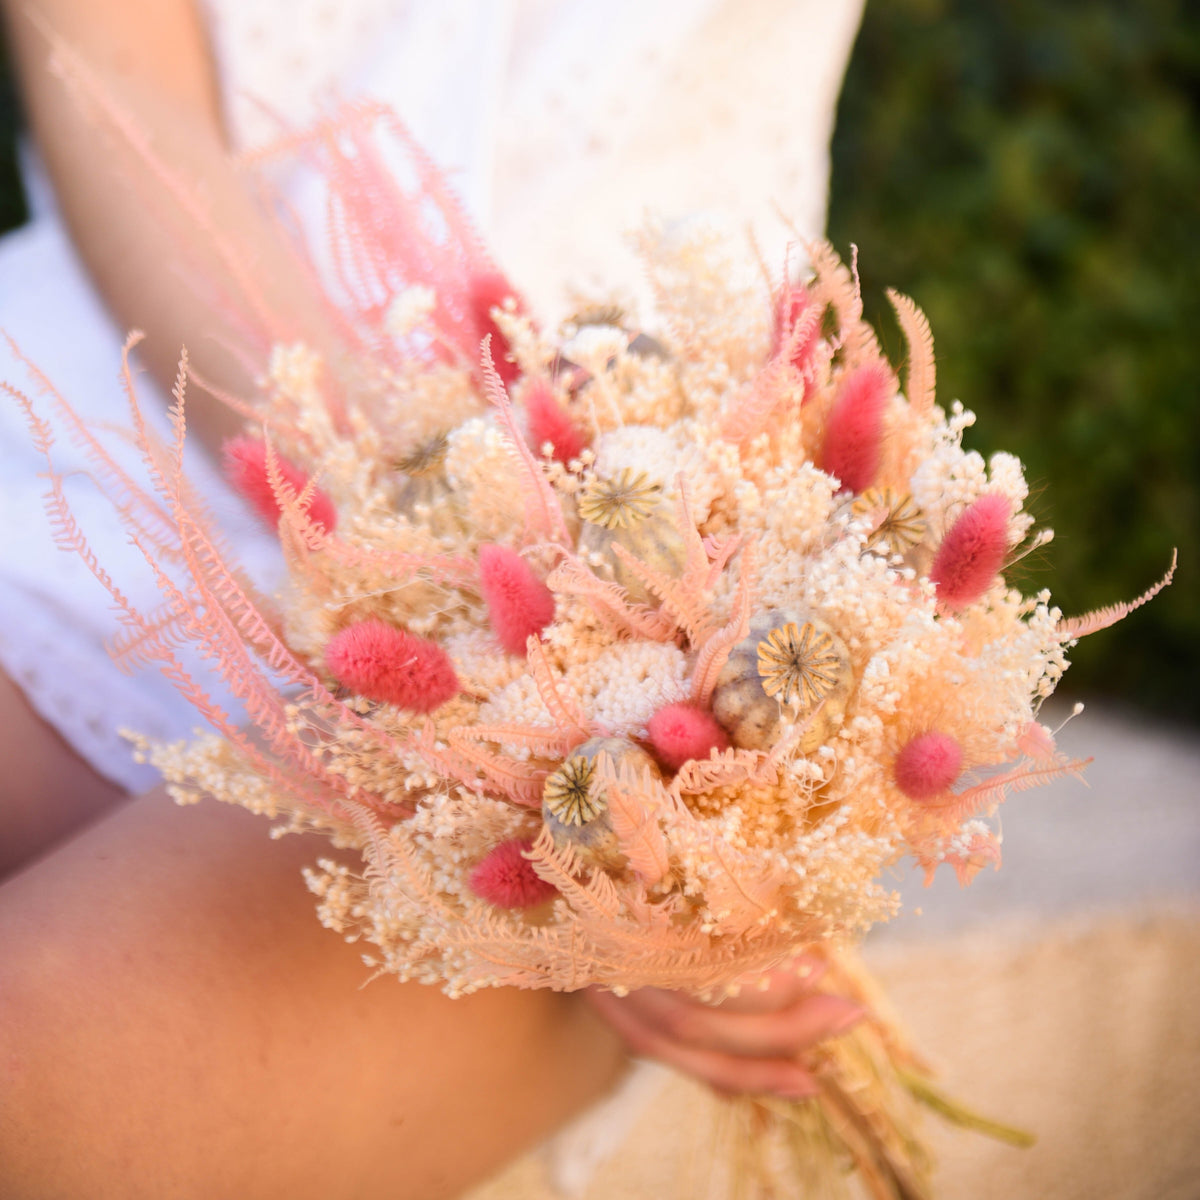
[
  {"x1": 3, "y1": 0, "x2": 344, "y2": 455},
  {"x1": 0, "y1": 790, "x2": 627, "y2": 1199}
]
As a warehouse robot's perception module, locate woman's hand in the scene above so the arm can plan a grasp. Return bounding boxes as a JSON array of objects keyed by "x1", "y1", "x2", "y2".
[{"x1": 585, "y1": 958, "x2": 865, "y2": 1099}]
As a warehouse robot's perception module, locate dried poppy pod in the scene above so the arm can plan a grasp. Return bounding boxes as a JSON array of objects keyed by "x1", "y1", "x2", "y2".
[
  {"x1": 576, "y1": 468, "x2": 687, "y2": 605},
  {"x1": 391, "y1": 432, "x2": 463, "y2": 537},
  {"x1": 852, "y1": 487, "x2": 927, "y2": 560},
  {"x1": 541, "y1": 737, "x2": 659, "y2": 872},
  {"x1": 712, "y1": 610, "x2": 854, "y2": 754}
]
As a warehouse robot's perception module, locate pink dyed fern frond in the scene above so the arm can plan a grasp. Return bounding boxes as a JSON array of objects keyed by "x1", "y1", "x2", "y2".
[
  {"x1": 462, "y1": 720, "x2": 577, "y2": 759},
  {"x1": 804, "y1": 240, "x2": 874, "y2": 362},
  {"x1": 444, "y1": 727, "x2": 547, "y2": 807},
  {"x1": 719, "y1": 307, "x2": 814, "y2": 445},
  {"x1": 593, "y1": 754, "x2": 672, "y2": 887},
  {"x1": 527, "y1": 826, "x2": 623, "y2": 925},
  {"x1": 691, "y1": 545, "x2": 756, "y2": 706},
  {"x1": 609, "y1": 542, "x2": 715, "y2": 644},
  {"x1": 480, "y1": 339, "x2": 570, "y2": 546},
  {"x1": 545, "y1": 554, "x2": 677, "y2": 642},
  {"x1": 1057, "y1": 550, "x2": 1177, "y2": 640},
  {"x1": 938, "y1": 754, "x2": 1092, "y2": 825},
  {"x1": 525, "y1": 636, "x2": 593, "y2": 746},
  {"x1": 886, "y1": 289, "x2": 936, "y2": 417},
  {"x1": 671, "y1": 746, "x2": 768, "y2": 794}
]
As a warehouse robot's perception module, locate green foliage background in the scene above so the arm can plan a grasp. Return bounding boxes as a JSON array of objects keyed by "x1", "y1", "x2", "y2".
[
  {"x1": 1, "y1": 4, "x2": 1196, "y2": 720},
  {"x1": 828, "y1": 0, "x2": 1198, "y2": 721},
  {"x1": 0, "y1": 22, "x2": 25, "y2": 233}
]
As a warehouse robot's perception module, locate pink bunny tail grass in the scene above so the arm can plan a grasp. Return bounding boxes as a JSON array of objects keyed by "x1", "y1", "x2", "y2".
[
  {"x1": 894, "y1": 731, "x2": 964, "y2": 801},
  {"x1": 930, "y1": 493, "x2": 1011, "y2": 610},
  {"x1": 222, "y1": 434, "x2": 337, "y2": 533},
  {"x1": 647, "y1": 703, "x2": 731, "y2": 771},
  {"x1": 478, "y1": 544, "x2": 556, "y2": 656},
  {"x1": 523, "y1": 377, "x2": 588, "y2": 464},
  {"x1": 325, "y1": 619, "x2": 459, "y2": 712},
  {"x1": 468, "y1": 838, "x2": 557, "y2": 909},
  {"x1": 469, "y1": 269, "x2": 524, "y2": 386},
  {"x1": 819, "y1": 361, "x2": 892, "y2": 494}
]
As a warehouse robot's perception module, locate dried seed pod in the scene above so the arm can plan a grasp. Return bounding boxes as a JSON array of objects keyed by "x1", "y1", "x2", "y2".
[
  {"x1": 626, "y1": 331, "x2": 669, "y2": 360},
  {"x1": 392, "y1": 432, "x2": 464, "y2": 537},
  {"x1": 542, "y1": 737, "x2": 659, "y2": 872},
  {"x1": 852, "y1": 487, "x2": 926, "y2": 559},
  {"x1": 576, "y1": 469, "x2": 687, "y2": 604},
  {"x1": 712, "y1": 610, "x2": 854, "y2": 754}
]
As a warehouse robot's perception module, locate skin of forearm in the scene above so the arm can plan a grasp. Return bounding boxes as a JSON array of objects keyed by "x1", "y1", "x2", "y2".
[
  {"x1": 0, "y1": 793, "x2": 627, "y2": 1198},
  {"x1": 4, "y1": 0, "x2": 348, "y2": 458}
]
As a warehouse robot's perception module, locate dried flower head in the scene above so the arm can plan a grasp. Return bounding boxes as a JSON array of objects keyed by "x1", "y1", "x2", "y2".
[
  {"x1": 757, "y1": 621, "x2": 843, "y2": 711},
  {"x1": 577, "y1": 468, "x2": 662, "y2": 529},
  {"x1": 543, "y1": 756, "x2": 604, "y2": 826},
  {"x1": 854, "y1": 488, "x2": 926, "y2": 557},
  {"x1": 394, "y1": 432, "x2": 450, "y2": 477}
]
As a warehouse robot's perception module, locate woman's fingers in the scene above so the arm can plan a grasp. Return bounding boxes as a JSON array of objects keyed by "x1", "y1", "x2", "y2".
[
  {"x1": 586, "y1": 988, "x2": 819, "y2": 1099},
  {"x1": 608, "y1": 986, "x2": 865, "y2": 1060}
]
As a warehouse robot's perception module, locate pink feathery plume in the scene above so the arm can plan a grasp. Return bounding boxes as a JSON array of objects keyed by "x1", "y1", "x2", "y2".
[
  {"x1": 523, "y1": 376, "x2": 589, "y2": 464},
  {"x1": 647, "y1": 703, "x2": 730, "y2": 771},
  {"x1": 478, "y1": 544, "x2": 556, "y2": 655},
  {"x1": 819, "y1": 361, "x2": 892, "y2": 494},
  {"x1": 325, "y1": 619, "x2": 459, "y2": 712},
  {"x1": 930, "y1": 493, "x2": 1011, "y2": 610},
  {"x1": 245, "y1": 103, "x2": 529, "y2": 381},
  {"x1": 468, "y1": 270, "x2": 525, "y2": 386},
  {"x1": 469, "y1": 838, "x2": 558, "y2": 909},
  {"x1": 893, "y1": 731, "x2": 963, "y2": 802},
  {"x1": 222, "y1": 434, "x2": 337, "y2": 533}
]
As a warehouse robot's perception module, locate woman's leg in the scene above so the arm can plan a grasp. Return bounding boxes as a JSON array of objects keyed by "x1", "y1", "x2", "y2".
[
  {"x1": 0, "y1": 667, "x2": 127, "y2": 880},
  {"x1": 0, "y1": 788, "x2": 626, "y2": 1199}
]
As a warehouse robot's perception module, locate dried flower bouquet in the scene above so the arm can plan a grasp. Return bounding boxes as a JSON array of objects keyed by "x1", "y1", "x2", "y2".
[{"x1": 8, "y1": 100, "x2": 1174, "y2": 1199}]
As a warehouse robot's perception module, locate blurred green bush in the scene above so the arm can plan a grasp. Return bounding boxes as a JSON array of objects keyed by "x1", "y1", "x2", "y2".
[
  {"x1": 2, "y1": 6, "x2": 1196, "y2": 719},
  {"x1": 0, "y1": 23, "x2": 26, "y2": 232},
  {"x1": 829, "y1": 0, "x2": 1198, "y2": 722}
]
